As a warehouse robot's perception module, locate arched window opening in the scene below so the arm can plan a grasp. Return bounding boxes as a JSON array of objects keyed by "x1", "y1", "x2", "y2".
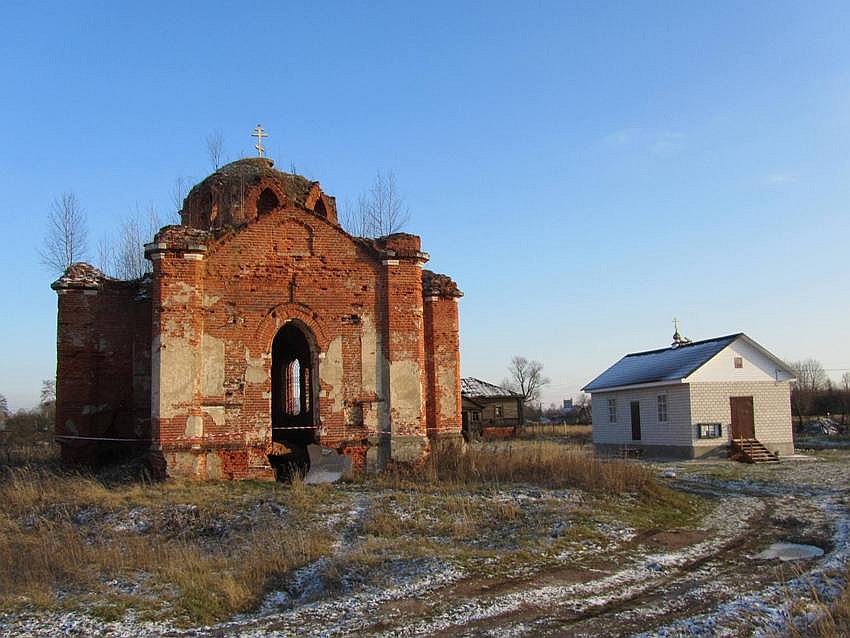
[
  {"x1": 271, "y1": 322, "x2": 317, "y2": 448},
  {"x1": 287, "y1": 360, "x2": 301, "y2": 415},
  {"x1": 257, "y1": 188, "x2": 280, "y2": 215},
  {"x1": 313, "y1": 197, "x2": 327, "y2": 218}
]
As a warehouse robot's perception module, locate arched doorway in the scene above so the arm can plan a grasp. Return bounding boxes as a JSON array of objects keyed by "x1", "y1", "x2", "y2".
[{"x1": 271, "y1": 322, "x2": 317, "y2": 453}]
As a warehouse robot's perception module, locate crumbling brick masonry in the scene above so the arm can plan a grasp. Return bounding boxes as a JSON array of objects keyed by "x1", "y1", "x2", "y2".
[{"x1": 52, "y1": 158, "x2": 463, "y2": 479}]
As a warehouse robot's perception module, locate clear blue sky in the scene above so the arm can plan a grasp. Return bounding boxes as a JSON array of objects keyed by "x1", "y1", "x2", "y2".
[{"x1": 1, "y1": 1, "x2": 849, "y2": 410}]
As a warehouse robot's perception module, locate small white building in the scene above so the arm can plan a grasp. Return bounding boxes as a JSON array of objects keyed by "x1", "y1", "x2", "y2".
[{"x1": 582, "y1": 333, "x2": 796, "y2": 459}]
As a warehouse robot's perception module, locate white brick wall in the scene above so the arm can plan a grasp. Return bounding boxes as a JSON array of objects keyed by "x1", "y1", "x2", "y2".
[
  {"x1": 689, "y1": 381, "x2": 793, "y2": 450},
  {"x1": 591, "y1": 380, "x2": 793, "y2": 456}
]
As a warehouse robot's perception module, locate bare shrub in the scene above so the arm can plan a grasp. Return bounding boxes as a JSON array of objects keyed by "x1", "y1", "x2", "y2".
[{"x1": 398, "y1": 440, "x2": 655, "y2": 494}]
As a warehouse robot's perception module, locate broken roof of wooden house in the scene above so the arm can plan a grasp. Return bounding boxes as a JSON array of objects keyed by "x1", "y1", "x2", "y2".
[{"x1": 461, "y1": 377, "x2": 518, "y2": 399}]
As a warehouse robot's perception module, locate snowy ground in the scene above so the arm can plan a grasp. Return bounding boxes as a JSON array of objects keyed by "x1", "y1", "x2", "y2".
[{"x1": 3, "y1": 452, "x2": 850, "y2": 637}]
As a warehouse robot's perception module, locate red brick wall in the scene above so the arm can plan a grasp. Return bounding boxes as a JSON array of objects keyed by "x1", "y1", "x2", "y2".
[
  {"x1": 424, "y1": 296, "x2": 462, "y2": 436},
  {"x1": 149, "y1": 207, "x2": 441, "y2": 477},
  {"x1": 54, "y1": 279, "x2": 151, "y2": 464},
  {"x1": 56, "y1": 172, "x2": 462, "y2": 479}
]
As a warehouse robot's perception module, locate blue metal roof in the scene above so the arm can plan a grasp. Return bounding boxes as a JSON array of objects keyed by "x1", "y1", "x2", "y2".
[{"x1": 582, "y1": 334, "x2": 742, "y2": 392}]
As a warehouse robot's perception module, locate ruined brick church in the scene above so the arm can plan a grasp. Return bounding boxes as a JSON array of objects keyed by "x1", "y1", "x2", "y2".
[{"x1": 52, "y1": 157, "x2": 463, "y2": 479}]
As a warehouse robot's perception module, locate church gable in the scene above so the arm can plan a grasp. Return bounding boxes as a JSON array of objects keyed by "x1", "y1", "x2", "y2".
[{"x1": 201, "y1": 203, "x2": 377, "y2": 291}]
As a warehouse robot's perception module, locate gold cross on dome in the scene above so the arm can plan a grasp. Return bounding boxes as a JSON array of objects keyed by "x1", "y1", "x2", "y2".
[{"x1": 252, "y1": 124, "x2": 268, "y2": 157}]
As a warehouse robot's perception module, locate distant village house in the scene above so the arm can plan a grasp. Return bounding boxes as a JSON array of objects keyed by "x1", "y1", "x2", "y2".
[{"x1": 461, "y1": 378, "x2": 523, "y2": 440}]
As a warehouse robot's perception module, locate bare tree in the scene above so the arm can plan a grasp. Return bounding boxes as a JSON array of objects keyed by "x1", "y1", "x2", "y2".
[
  {"x1": 340, "y1": 194, "x2": 372, "y2": 237},
  {"x1": 99, "y1": 204, "x2": 162, "y2": 280},
  {"x1": 40, "y1": 379, "x2": 55, "y2": 405},
  {"x1": 340, "y1": 171, "x2": 411, "y2": 237},
  {"x1": 793, "y1": 359, "x2": 827, "y2": 393},
  {"x1": 206, "y1": 129, "x2": 226, "y2": 170},
  {"x1": 170, "y1": 175, "x2": 192, "y2": 222},
  {"x1": 0, "y1": 393, "x2": 8, "y2": 418},
  {"x1": 41, "y1": 192, "x2": 89, "y2": 275},
  {"x1": 40, "y1": 379, "x2": 56, "y2": 421},
  {"x1": 791, "y1": 358, "x2": 828, "y2": 421},
  {"x1": 503, "y1": 356, "x2": 550, "y2": 407}
]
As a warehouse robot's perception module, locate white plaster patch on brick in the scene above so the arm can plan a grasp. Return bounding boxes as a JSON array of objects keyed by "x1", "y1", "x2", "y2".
[
  {"x1": 389, "y1": 359, "x2": 424, "y2": 431},
  {"x1": 244, "y1": 348, "x2": 267, "y2": 385},
  {"x1": 320, "y1": 336, "x2": 344, "y2": 413},
  {"x1": 206, "y1": 453, "x2": 222, "y2": 479},
  {"x1": 201, "y1": 333, "x2": 225, "y2": 396},
  {"x1": 438, "y1": 365, "x2": 458, "y2": 420},
  {"x1": 156, "y1": 335, "x2": 196, "y2": 420},
  {"x1": 183, "y1": 253, "x2": 204, "y2": 261},
  {"x1": 167, "y1": 282, "x2": 196, "y2": 306},
  {"x1": 360, "y1": 315, "x2": 377, "y2": 395},
  {"x1": 185, "y1": 415, "x2": 204, "y2": 437},
  {"x1": 170, "y1": 451, "x2": 201, "y2": 477},
  {"x1": 202, "y1": 406, "x2": 225, "y2": 426}
]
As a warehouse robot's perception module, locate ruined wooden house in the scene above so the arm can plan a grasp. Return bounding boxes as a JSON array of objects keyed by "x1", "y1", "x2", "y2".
[
  {"x1": 52, "y1": 158, "x2": 463, "y2": 478},
  {"x1": 461, "y1": 377, "x2": 523, "y2": 440}
]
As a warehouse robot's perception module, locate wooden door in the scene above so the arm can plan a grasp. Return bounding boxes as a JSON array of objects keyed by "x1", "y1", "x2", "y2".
[
  {"x1": 730, "y1": 396, "x2": 755, "y2": 439},
  {"x1": 630, "y1": 401, "x2": 641, "y2": 441}
]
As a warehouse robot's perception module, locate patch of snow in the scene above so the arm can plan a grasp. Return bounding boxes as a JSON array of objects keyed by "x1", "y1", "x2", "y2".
[{"x1": 755, "y1": 542, "x2": 824, "y2": 562}]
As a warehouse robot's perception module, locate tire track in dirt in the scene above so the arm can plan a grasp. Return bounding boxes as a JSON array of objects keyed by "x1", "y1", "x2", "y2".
[
  {"x1": 356, "y1": 480, "x2": 841, "y2": 637},
  {"x1": 288, "y1": 491, "x2": 763, "y2": 637}
]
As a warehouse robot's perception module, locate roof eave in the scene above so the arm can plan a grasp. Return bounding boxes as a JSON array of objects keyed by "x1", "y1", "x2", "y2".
[{"x1": 583, "y1": 379, "x2": 688, "y2": 394}]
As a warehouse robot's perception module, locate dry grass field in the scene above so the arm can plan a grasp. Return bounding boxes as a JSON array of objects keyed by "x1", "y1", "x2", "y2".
[
  {"x1": 1, "y1": 438, "x2": 849, "y2": 636},
  {"x1": 0, "y1": 438, "x2": 690, "y2": 628}
]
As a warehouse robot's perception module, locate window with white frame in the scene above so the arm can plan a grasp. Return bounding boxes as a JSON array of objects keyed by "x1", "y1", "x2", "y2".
[
  {"x1": 697, "y1": 422, "x2": 722, "y2": 439},
  {"x1": 607, "y1": 397, "x2": 617, "y2": 423},
  {"x1": 657, "y1": 394, "x2": 668, "y2": 422}
]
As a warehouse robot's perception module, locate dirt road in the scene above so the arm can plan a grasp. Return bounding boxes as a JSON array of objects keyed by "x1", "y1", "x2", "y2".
[{"x1": 210, "y1": 456, "x2": 850, "y2": 637}]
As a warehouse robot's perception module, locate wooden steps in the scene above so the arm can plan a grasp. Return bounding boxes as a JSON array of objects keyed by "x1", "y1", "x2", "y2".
[{"x1": 730, "y1": 438, "x2": 780, "y2": 464}]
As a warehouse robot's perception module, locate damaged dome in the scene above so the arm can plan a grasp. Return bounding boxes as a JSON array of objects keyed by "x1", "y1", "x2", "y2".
[{"x1": 180, "y1": 158, "x2": 337, "y2": 230}]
